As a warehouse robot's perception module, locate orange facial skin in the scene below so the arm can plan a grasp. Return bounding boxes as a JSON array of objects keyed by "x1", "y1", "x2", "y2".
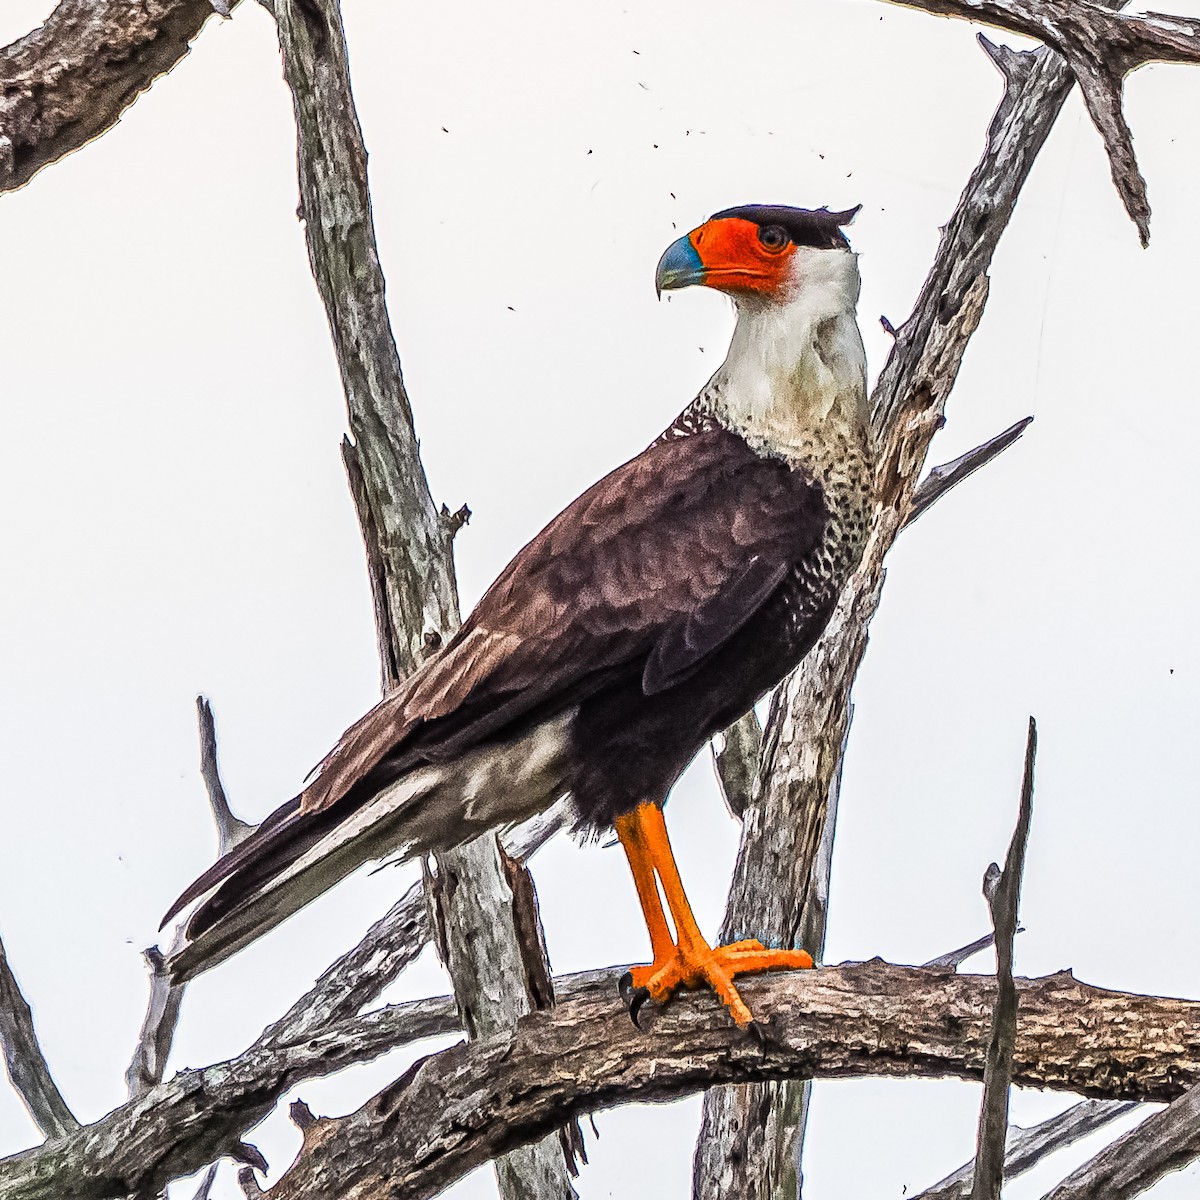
[{"x1": 688, "y1": 217, "x2": 796, "y2": 298}]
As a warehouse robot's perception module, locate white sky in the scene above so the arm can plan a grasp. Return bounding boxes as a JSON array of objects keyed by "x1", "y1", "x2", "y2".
[{"x1": 2, "y1": 1, "x2": 1200, "y2": 1196}]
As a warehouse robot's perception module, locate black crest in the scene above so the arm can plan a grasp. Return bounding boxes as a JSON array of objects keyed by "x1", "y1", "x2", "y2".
[{"x1": 710, "y1": 204, "x2": 861, "y2": 250}]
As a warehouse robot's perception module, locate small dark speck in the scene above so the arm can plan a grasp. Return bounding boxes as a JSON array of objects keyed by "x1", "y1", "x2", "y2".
[
  {"x1": 846, "y1": 172, "x2": 852, "y2": 178},
  {"x1": 632, "y1": 49, "x2": 640, "y2": 54},
  {"x1": 653, "y1": 143, "x2": 658, "y2": 149},
  {"x1": 441, "y1": 126, "x2": 449, "y2": 133},
  {"x1": 699, "y1": 347, "x2": 705, "y2": 353},
  {"x1": 818, "y1": 153, "x2": 825, "y2": 160},
  {"x1": 669, "y1": 192, "x2": 675, "y2": 199},
  {"x1": 637, "y1": 81, "x2": 649, "y2": 90},
  {"x1": 587, "y1": 149, "x2": 593, "y2": 155},
  {"x1": 671, "y1": 222, "x2": 676, "y2": 229},
  {"x1": 1170, "y1": 667, "x2": 1175, "y2": 674},
  {"x1": 507, "y1": 306, "x2": 515, "y2": 312}
]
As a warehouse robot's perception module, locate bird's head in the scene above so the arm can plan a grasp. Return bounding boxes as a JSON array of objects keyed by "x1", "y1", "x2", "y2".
[{"x1": 656, "y1": 204, "x2": 860, "y2": 305}]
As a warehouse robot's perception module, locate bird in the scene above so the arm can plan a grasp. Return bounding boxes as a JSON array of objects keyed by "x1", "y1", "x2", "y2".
[{"x1": 163, "y1": 203, "x2": 874, "y2": 1029}]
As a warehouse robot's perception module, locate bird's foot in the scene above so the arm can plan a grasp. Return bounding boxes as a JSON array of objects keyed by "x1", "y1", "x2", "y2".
[{"x1": 619, "y1": 936, "x2": 813, "y2": 1028}]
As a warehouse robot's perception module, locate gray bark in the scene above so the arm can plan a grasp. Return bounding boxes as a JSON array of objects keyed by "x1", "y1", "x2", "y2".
[{"x1": 267, "y1": 0, "x2": 573, "y2": 1193}]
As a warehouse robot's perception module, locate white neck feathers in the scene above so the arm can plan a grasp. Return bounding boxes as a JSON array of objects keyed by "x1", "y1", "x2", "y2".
[{"x1": 709, "y1": 248, "x2": 869, "y2": 460}]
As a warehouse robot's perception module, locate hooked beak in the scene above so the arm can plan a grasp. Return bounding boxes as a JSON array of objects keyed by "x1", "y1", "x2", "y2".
[{"x1": 655, "y1": 234, "x2": 705, "y2": 297}]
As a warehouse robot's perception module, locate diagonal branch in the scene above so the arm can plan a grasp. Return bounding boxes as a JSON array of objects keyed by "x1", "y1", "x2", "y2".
[
  {"x1": 916, "y1": 1099, "x2": 1137, "y2": 1199},
  {"x1": 0, "y1": 935, "x2": 77, "y2": 1140},
  {"x1": 1040, "y1": 1080, "x2": 1200, "y2": 1199},
  {"x1": 888, "y1": 0, "x2": 1200, "y2": 243},
  {"x1": 0, "y1": 0, "x2": 239, "y2": 196},
  {"x1": 971, "y1": 717, "x2": 1036, "y2": 1200},
  {"x1": 905, "y1": 416, "x2": 1033, "y2": 527},
  {"x1": 695, "y1": 35, "x2": 1084, "y2": 1197}
]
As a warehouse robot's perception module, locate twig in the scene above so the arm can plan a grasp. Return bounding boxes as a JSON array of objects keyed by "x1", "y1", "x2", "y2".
[
  {"x1": 922, "y1": 930, "x2": 1025, "y2": 971},
  {"x1": 1040, "y1": 1082, "x2": 1200, "y2": 1199},
  {"x1": 127, "y1": 697, "x2": 250, "y2": 1098},
  {"x1": 0, "y1": 0, "x2": 239, "y2": 196},
  {"x1": 195, "y1": 696, "x2": 254, "y2": 855},
  {"x1": 916, "y1": 1098, "x2": 1137, "y2": 1199},
  {"x1": 888, "y1": 0, "x2": 1200, "y2": 243},
  {"x1": 971, "y1": 717, "x2": 1037, "y2": 1200},
  {"x1": 189, "y1": 1163, "x2": 220, "y2": 1200},
  {"x1": 711, "y1": 710, "x2": 763, "y2": 820},
  {"x1": 0, "y1": 935, "x2": 77, "y2": 1139},
  {"x1": 905, "y1": 417, "x2": 1033, "y2": 527},
  {"x1": 695, "y1": 34, "x2": 1081, "y2": 1195}
]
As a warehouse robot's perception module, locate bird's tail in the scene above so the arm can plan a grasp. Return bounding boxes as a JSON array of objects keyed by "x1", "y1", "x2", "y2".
[{"x1": 162, "y1": 762, "x2": 450, "y2": 982}]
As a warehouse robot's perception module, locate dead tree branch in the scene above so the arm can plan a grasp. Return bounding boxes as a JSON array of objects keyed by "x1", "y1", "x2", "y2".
[
  {"x1": 264, "y1": 0, "x2": 572, "y2": 1192},
  {"x1": 905, "y1": 417, "x2": 1033, "y2": 527},
  {"x1": 0, "y1": 0, "x2": 237, "y2": 196},
  {"x1": 1040, "y1": 1081, "x2": 1200, "y2": 1199},
  {"x1": 916, "y1": 1099, "x2": 1137, "y2": 1199},
  {"x1": 126, "y1": 697, "x2": 251, "y2": 1099},
  {"x1": 888, "y1": 0, "x2": 1200, "y2": 243},
  {"x1": 971, "y1": 717, "x2": 1036, "y2": 1200},
  {"x1": 245, "y1": 962, "x2": 1200, "y2": 1200},
  {"x1": 0, "y1": 936, "x2": 77, "y2": 1140},
  {"x1": 694, "y1": 34, "x2": 1082, "y2": 1194}
]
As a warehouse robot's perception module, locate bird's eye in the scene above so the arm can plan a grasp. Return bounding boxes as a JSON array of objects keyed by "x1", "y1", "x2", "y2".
[{"x1": 758, "y1": 225, "x2": 789, "y2": 252}]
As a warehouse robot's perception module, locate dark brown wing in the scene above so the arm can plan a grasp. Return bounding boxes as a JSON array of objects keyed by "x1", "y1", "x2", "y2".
[
  {"x1": 301, "y1": 428, "x2": 827, "y2": 813},
  {"x1": 162, "y1": 428, "x2": 827, "y2": 945}
]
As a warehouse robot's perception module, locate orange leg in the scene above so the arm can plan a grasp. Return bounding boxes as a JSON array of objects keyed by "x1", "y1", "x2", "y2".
[{"x1": 615, "y1": 801, "x2": 814, "y2": 1028}]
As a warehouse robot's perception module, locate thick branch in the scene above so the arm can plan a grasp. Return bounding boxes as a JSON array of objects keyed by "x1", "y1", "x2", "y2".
[
  {"x1": 0, "y1": 936, "x2": 77, "y2": 1140},
  {"x1": 254, "y1": 962, "x2": 1200, "y2": 1200},
  {"x1": 889, "y1": 0, "x2": 1200, "y2": 242},
  {"x1": 0, "y1": 0, "x2": 236, "y2": 196}
]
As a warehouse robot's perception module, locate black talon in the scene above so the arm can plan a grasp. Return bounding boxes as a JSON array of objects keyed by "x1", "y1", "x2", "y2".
[
  {"x1": 618, "y1": 971, "x2": 635, "y2": 1004},
  {"x1": 618, "y1": 971, "x2": 652, "y2": 1027},
  {"x1": 746, "y1": 1019, "x2": 772, "y2": 1057},
  {"x1": 628, "y1": 986, "x2": 651, "y2": 1028}
]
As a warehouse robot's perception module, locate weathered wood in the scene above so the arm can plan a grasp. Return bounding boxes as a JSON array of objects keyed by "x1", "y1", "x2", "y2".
[
  {"x1": 0, "y1": 936, "x2": 77, "y2": 1140},
  {"x1": 127, "y1": 697, "x2": 253, "y2": 1100},
  {"x1": 888, "y1": 0, "x2": 1200, "y2": 243},
  {"x1": 266, "y1": 0, "x2": 571, "y2": 1194},
  {"x1": 692, "y1": 35, "x2": 1090, "y2": 1196},
  {"x1": 711, "y1": 710, "x2": 763, "y2": 821},
  {"x1": 1041, "y1": 1082, "x2": 1200, "y2": 1199},
  {"x1": 916, "y1": 1099, "x2": 1137, "y2": 1199},
  {"x1": 0, "y1": 0, "x2": 237, "y2": 196},
  {"x1": 251, "y1": 962, "x2": 1200, "y2": 1200},
  {"x1": 971, "y1": 718, "x2": 1036, "y2": 1200}
]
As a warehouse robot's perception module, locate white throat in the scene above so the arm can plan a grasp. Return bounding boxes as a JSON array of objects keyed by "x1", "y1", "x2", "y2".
[{"x1": 709, "y1": 247, "x2": 868, "y2": 461}]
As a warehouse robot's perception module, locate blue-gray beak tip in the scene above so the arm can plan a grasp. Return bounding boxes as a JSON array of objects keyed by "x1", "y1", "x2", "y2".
[{"x1": 655, "y1": 235, "x2": 705, "y2": 298}]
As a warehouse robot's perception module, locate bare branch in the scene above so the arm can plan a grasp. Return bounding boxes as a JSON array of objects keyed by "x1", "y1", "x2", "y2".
[
  {"x1": 195, "y1": 696, "x2": 254, "y2": 856},
  {"x1": 695, "y1": 35, "x2": 1092, "y2": 1192},
  {"x1": 889, "y1": 0, "x2": 1200, "y2": 243},
  {"x1": 905, "y1": 417, "x2": 1033, "y2": 527},
  {"x1": 916, "y1": 1099, "x2": 1137, "y2": 1199},
  {"x1": 188, "y1": 1163, "x2": 220, "y2": 1200},
  {"x1": 711, "y1": 711, "x2": 764, "y2": 821},
  {"x1": 4, "y1": 960, "x2": 1198, "y2": 1200},
  {"x1": 265, "y1": 4, "x2": 571, "y2": 1194},
  {"x1": 1040, "y1": 1082, "x2": 1200, "y2": 1199},
  {"x1": 127, "y1": 698, "x2": 251, "y2": 1099},
  {"x1": 923, "y1": 933, "x2": 999, "y2": 970},
  {"x1": 971, "y1": 718, "x2": 1037, "y2": 1200},
  {"x1": 0, "y1": 935, "x2": 77, "y2": 1140},
  {"x1": 0, "y1": 0, "x2": 238, "y2": 196},
  {"x1": 254, "y1": 962, "x2": 1200, "y2": 1200}
]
